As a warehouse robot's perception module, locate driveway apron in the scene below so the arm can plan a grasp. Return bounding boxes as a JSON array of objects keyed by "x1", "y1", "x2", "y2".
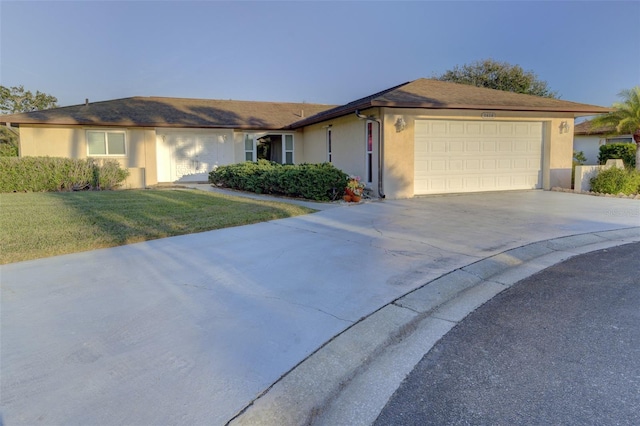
[{"x1": 1, "y1": 191, "x2": 639, "y2": 425}]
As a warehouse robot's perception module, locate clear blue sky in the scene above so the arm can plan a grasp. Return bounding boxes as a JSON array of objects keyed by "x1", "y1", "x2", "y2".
[{"x1": 1, "y1": 1, "x2": 639, "y2": 109}]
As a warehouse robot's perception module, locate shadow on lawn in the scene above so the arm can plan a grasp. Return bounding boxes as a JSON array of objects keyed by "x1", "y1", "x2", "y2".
[{"x1": 54, "y1": 189, "x2": 314, "y2": 247}]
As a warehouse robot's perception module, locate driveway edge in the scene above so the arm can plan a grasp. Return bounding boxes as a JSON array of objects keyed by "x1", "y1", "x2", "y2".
[{"x1": 228, "y1": 227, "x2": 640, "y2": 426}]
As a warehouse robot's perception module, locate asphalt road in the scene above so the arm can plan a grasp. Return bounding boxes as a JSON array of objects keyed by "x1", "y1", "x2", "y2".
[{"x1": 375, "y1": 242, "x2": 640, "y2": 426}]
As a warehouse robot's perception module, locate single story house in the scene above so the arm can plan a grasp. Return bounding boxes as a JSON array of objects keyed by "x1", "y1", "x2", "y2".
[
  {"x1": 574, "y1": 119, "x2": 635, "y2": 165},
  {"x1": 0, "y1": 78, "x2": 610, "y2": 198}
]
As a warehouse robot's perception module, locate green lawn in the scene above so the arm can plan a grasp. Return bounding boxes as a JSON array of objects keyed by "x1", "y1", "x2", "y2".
[{"x1": 0, "y1": 189, "x2": 315, "y2": 264}]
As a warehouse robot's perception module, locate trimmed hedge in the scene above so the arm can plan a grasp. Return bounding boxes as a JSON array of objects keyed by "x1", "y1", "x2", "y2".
[
  {"x1": 590, "y1": 166, "x2": 640, "y2": 195},
  {"x1": 209, "y1": 160, "x2": 349, "y2": 201},
  {"x1": 598, "y1": 143, "x2": 636, "y2": 168},
  {"x1": 0, "y1": 157, "x2": 129, "y2": 193}
]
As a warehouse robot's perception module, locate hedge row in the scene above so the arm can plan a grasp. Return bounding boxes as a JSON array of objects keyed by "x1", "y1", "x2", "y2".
[
  {"x1": 599, "y1": 143, "x2": 637, "y2": 168},
  {"x1": 0, "y1": 157, "x2": 130, "y2": 193},
  {"x1": 209, "y1": 160, "x2": 349, "y2": 201},
  {"x1": 590, "y1": 166, "x2": 640, "y2": 195}
]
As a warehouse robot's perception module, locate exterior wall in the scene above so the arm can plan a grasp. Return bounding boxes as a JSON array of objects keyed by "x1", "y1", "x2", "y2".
[
  {"x1": 574, "y1": 135, "x2": 603, "y2": 165},
  {"x1": 298, "y1": 109, "x2": 380, "y2": 190},
  {"x1": 378, "y1": 109, "x2": 577, "y2": 198},
  {"x1": 547, "y1": 118, "x2": 575, "y2": 189},
  {"x1": 300, "y1": 109, "x2": 579, "y2": 199},
  {"x1": 297, "y1": 124, "x2": 327, "y2": 163},
  {"x1": 18, "y1": 125, "x2": 157, "y2": 188}
]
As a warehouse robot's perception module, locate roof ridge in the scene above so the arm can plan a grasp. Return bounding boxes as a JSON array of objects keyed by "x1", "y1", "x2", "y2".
[{"x1": 131, "y1": 95, "x2": 333, "y2": 107}]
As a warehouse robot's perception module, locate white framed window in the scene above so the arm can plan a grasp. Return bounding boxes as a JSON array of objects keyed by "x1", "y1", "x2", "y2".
[
  {"x1": 87, "y1": 130, "x2": 126, "y2": 156},
  {"x1": 366, "y1": 121, "x2": 374, "y2": 183},
  {"x1": 327, "y1": 127, "x2": 332, "y2": 162},
  {"x1": 244, "y1": 134, "x2": 255, "y2": 161},
  {"x1": 606, "y1": 136, "x2": 633, "y2": 144},
  {"x1": 284, "y1": 134, "x2": 294, "y2": 165}
]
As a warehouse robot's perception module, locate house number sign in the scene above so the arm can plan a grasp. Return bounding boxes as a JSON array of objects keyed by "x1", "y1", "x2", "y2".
[{"x1": 481, "y1": 112, "x2": 496, "y2": 119}]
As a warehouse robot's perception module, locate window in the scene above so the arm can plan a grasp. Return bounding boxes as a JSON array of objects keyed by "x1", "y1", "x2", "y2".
[
  {"x1": 244, "y1": 134, "x2": 255, "y2": 161},
  {"x1": 366, "y1": 121, "x2": 374, "y2": 183},
  {"x1": 284, "y1": 134, "x2": 294, "y2": 164},
  {"x1": 87, "y1": 131, "x2": 126, "y2": 156},
  {"x1": 327, "y1": 127, "x2": 332, "y2": 162},
  {"x1": 606, "y1": 136, "x2": 633, "y2": 144}
]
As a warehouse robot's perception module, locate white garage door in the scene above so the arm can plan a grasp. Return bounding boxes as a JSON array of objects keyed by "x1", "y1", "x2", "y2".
[
  {"x1": 156, "y1": 130, "x2": 230, "y2": 183},
  {"x1": 414, "y1": 120, "x2": 543, "y2": 195}
]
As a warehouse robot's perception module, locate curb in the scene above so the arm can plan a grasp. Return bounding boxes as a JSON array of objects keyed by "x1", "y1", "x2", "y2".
[{"x1": 228, "y1": 227, "x2": 640, "y2": 426}]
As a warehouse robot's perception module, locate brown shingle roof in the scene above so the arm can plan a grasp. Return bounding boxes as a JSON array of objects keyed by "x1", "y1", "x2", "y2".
[
  {"x1": 0, "y1": 97, "x2": 336, "y2": 130},
  {"x1": 289, "y1": 79, "x2": 612, "y2": 128},
  {"x1": 574, "y1": 119, "x2": 614, "y2": 135},
  {"x1": 0, "y1": 79, "x2": 612, "y2": 131}
]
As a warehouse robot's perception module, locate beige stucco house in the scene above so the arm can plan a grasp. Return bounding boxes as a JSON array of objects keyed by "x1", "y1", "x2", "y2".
[
  {"x1": 574, "y1": 119, "x2": 635, "y2": 165},
  {"x1": 0, "y1": 78, "x2": 610, "y2": 198}
]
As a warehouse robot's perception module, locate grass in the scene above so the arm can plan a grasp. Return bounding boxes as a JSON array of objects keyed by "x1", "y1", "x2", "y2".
[{"x1": 0, "y1": 189, "x2": 315, "y2": 264}]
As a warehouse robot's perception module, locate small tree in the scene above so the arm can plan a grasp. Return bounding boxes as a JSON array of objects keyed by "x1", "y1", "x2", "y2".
[
  {"x1": 590, "y1": 87, "x2": 640, "y2": 171},
  {"x1": 0, "y1": 85, "x2": 58, "y2": 156},
  {"x1": 435, "y1": 59, "x2": 558, "y2": 98}
]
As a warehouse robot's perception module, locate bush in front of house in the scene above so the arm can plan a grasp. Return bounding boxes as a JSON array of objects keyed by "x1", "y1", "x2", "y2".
[
  {"x1": 598, "y1": 143, "x2": 637, "y2": 168},
  {"x1": 209, "y1": 160, "x2": 349, "y2": 201},
  {"x1": 0, "y1": 142, "x2": 18, "y2": 157},
  {"x1": 590, "y1": 166, "x2": 640, "y2": 195},
  {"x1": 0, "y1": 157, "x2": 129, "y2": 193}
]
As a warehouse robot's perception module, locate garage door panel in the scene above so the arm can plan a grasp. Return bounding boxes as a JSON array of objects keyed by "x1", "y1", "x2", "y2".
[
  {"x1": 414, "y1": 120, "x2": 543, "y2": 195},
  {"x1": 466, "y1": 141, "x2": 481, "y2": 152},
  {"x1": 497, "y1": 159, "x2": 511, "y2": 169},
  {"x1": 465, "y1": 159, "x2": 481, "y2": 170},
  {"x1": 448, "y1": 159, "x2": 462, "y2": 171},
  {"x1": 431, "y1": 141, "x2": 447, "y2": 153}
]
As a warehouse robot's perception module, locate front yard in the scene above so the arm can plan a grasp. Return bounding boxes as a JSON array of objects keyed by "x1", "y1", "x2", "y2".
[{"x1": 0, "y1": 189, "x2": 314, "y2": 264}]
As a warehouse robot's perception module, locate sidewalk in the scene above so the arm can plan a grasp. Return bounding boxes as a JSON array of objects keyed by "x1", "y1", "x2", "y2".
[{"x1": 1, "y1": 190, "x2": 639, "y2": 425}]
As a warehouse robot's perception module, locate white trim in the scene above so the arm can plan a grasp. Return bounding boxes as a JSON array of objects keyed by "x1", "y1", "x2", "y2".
[
  {"x1": 244, "y1": 133, "x2": 256, "y2": 162},
  {"x1": 283, "y1": 134, "x2": 294, "y2": 165},
  {"x1": 326, "y1": 127, "x2": 333, "y2": 162},
  {"x1": 365, "y1": 120, "x2": 374, "y2": 183}
]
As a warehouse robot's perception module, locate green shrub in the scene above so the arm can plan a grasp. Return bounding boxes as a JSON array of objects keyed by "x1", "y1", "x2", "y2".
[
  {"x1": 0, "y1": 157, "x2": 129, "y2": 193},
  {"x1": 94, "y1": 159, "x2": 130, "y2": 190},
  {"x1": 590, "y1": 166, "x2": 640, "y2": 195},
  {"x1": 0, "y1": 142, "x2": 18, "y2": 157},
  {"x1": 209, "y1": 160, "x2": 348, "y2": 201},
  {"x1": 598, "y1": 143, "x2": 636, "y2": 168}
]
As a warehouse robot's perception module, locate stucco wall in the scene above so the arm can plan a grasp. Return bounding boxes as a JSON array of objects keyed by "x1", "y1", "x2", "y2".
[
  {"x1": 298, "y1": 109, "x2": 380, "y2": 190},
  {"x1": 574, "y1": 135, "x2": 603, "y2": 165},
  {"x1": 299, "y1": 109, "x2": 578, "y2": 199},
  {"x1": 18, "y1": 125, "x2": 156, "y2": 187},
  {"x1": 547, "y1": 118, "x2": 575, "y2": 189},
  {"x1": 378, "y1": 109, "x2": 577, "y2": 197}
]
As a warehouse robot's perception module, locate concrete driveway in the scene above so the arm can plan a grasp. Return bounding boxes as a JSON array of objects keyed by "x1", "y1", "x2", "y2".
[{"x1": 1, "y1": 191, "x2": 639, "y2": 425}]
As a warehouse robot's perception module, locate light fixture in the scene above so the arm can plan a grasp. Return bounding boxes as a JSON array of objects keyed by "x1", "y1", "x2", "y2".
[
  {"x1": 559, "y1": 121, "x2": 570, "y2": 134},
  {"x1": 394, "y1": 117, "x2": 407, "y2": 132}
]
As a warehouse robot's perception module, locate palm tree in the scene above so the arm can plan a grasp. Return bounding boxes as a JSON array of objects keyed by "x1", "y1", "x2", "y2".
[{"x1": 590, "y1": 86, "x2": 640, "y2": 170}]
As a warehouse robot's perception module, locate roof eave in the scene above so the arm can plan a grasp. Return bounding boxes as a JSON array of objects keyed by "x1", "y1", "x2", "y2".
[
  {"x1": 289, "y1": 102, "x2": 612, "y2": 128},
  {"x1": 0, "y1": 120, "x2": 291, "y2": 131}
]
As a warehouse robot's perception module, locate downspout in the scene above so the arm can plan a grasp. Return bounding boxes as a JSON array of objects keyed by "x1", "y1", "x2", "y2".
[{"x1": 355, "y1": 110, "x2": 385, "y2": 198}]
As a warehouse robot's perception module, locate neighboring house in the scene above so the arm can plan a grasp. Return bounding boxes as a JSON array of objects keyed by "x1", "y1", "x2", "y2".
[
  {"x1": 574, "y1": 119, "x2": 634, "y2": 165},
  {"x1": 0, "y1": 78, "x2": 609, "y2": 198}
]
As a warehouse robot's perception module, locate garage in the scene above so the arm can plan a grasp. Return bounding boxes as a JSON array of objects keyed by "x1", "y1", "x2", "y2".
[
  {"x1": 414, "y1": 120, "x2": 544, "y2": 195},
  {"x1": 156, "y1": 130, "x2": 232, "y2": 183}
]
